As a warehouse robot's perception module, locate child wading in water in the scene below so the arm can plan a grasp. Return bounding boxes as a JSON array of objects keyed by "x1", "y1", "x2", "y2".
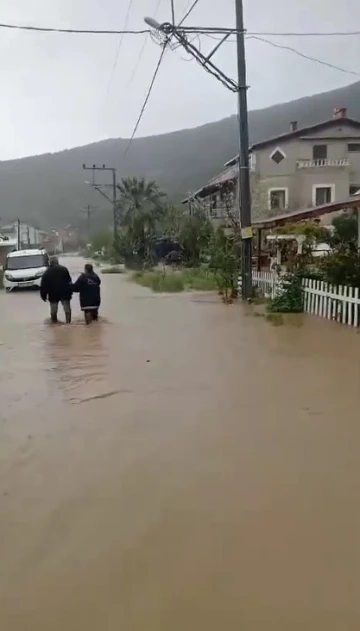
[{"x1": 72, "y1": 263, "x2": 101, "y2": 324}]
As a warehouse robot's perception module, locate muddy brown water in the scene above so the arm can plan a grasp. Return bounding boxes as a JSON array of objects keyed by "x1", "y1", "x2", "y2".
[{"x1": 0, "y1": 257, "x2": 360, "y2": 629}]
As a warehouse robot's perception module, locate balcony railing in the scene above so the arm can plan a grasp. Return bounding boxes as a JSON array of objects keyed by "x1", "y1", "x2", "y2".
[{"x1": 297, "y1": 158, "x2": 350, "y2": 169}]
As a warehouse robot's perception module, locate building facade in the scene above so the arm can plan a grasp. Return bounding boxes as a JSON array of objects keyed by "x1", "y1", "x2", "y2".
[{"x1": 184, "y1": 107, "x2": 360, "y2": 226}]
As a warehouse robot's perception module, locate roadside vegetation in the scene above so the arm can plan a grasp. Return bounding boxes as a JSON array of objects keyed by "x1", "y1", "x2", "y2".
[
  {"x1": 100, "y1": 266, "x2": 125, "y2": 274},
  {"x1": 266, "y1": 214, "x2": 360, "y2": 314},
  {"x1": 0, "y1": 269, "x2": 3, "y2": 290},
  {"x1": 85, "y1": 176, "x2": 360, "y2": 308},
  {"x1": 131, "y1": 267, "x2": 218, "y2": 293},
  {"x1": 86, "y1": 176, "x2": 241, "y2": 301}
]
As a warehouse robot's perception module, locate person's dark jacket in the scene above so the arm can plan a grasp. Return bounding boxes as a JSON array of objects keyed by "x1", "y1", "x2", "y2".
[
  {"x1": 72, "y1": 272, "x2": 101, "y2": 309},
  {"x1": 40, "y1": 264, "x2": 72, "y2": 302}
]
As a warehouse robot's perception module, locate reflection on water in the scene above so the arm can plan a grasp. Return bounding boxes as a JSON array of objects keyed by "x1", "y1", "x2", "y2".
[
  {"x1": 45, "y1": 319, "x2": 110, "y2": 404},
  {"x1": 1, "y1": 258, "x2": 360, "y2": 630}
]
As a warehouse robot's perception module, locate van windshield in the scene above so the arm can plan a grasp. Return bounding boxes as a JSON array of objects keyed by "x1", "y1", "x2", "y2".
[{"x1": 7, "y1": 254, "x2": 46, "y2": 270}]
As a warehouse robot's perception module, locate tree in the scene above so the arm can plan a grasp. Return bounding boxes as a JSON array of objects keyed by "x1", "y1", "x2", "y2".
[
  {"x1": 209, "y1": 227, "x2": 241, "y2": 302},
  {"x1": 117, "y1": 177, "x2": 167, "y2": 265},
  {"x1": 330, "y1": 213, "x2": 358, "y2": 250},
  {"x1": 89, "y1": 229, "x2": 113, "y2": 257},
  {"x1": 179, "y1": 209, "x2": 213, "y2": 267}
]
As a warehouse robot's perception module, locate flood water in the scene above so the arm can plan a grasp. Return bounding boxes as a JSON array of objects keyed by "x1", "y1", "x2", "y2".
[{"x1": 0, "y1": 256, "x2": 360, "y2": 629}]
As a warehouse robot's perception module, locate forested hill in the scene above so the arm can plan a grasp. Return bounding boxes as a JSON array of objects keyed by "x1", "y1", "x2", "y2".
[{"x1": 2, "y1": 80, "x2": 360, "y2": 228}]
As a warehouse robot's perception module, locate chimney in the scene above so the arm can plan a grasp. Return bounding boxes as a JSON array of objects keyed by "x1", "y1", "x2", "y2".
[
  {"x1": 290, "y1": 121, "x2": 298, "y2": 132},
  {"x1": 333, "y1": 107, "x2": 347, "y2": 119}
]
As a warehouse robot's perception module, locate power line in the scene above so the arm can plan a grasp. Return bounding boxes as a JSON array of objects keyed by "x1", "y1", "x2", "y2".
[
  {"x1": 170, "y1": 0, "x2": 175, "y2": 24},
  {"x1": 199, "y1": 31, "x2": 360, "y2": 78},
  {"x1": 122, "y1": 0, "x2": 201, "y2": 159},
  {"x1": 0, "y1": 22, "x2": 149, "y2": 34},
  {"x1": 182, "y1": 26, "x2": 360, "y2": 37},
  {"x1": 178, "y1": 0, "x2": 201, "y2": 27},
  {"x1": 248, "y1": 35, "x2": 360, "y2": 78},
  {"x1": 1, "y1": 20, "x2": 360, "y2": 38},
  {"x1": 126, "y1": 0, "x2": 164, "y2": 90},
  {"x1": 248, "y1": 30, "x2": 360, "y2": 37},
  {"x1": 122, "y1": 44, "x2": 167, "y2": 159},
  {"x1": 106, "y1": 0, "x2": 135, "y2": 96}
]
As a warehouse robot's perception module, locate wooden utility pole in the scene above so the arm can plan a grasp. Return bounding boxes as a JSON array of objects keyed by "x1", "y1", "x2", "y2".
[
  {"x1": 235, "y1": 0, "x2": 253, "y2": 299},
  {"x1": 82, "y1": 164, "x2": 118, "y2": 247},
  {"x1": 80, "y1": 205, "x2": 98, "y2": 238}
]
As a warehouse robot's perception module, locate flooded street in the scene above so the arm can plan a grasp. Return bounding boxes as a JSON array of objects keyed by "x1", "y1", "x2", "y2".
[{"x1": 1, "y1": 256, "x2": 360, "y2": 629}]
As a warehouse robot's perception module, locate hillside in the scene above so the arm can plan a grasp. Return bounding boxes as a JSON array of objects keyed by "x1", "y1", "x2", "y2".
[{"x1": 2, "y1": 80, "x2": 360, "y2": 228}]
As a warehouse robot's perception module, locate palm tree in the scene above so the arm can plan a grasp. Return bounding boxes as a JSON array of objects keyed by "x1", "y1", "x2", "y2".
[{"x1": 116, "y1": 177, "x2": 166, "y2": 263}]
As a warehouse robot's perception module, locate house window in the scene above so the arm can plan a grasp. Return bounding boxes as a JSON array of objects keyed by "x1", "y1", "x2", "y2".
[
  {"x1": 349, "y1": 185, "x2": 360, "y2": 196},
  {"x1": 270, "y1": 148, "x2": 286, "y2": 164},
  {"x1": 313, "y1": 185, "x2": 334, "y2": 206},
  {"x1": 268, "y1": 188, "x2": 288, "y2": 211},
  {"x1": 313, "y1": 144, "x2": 327, "y2": 160},
  {"x1": 348, "y1": 143, "x2": 360, "y2": 152}
]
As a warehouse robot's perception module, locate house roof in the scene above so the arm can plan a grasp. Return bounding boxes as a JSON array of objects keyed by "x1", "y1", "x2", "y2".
[
  {"x1": 181, "y1": 164, "x2": 237, "y2": 204},
  {"x1": 252, "y1": 195, "x2": 360, "y2": 230},
  {"x1": 224, "y1": 115, "x2": 360, "y2": 167}
]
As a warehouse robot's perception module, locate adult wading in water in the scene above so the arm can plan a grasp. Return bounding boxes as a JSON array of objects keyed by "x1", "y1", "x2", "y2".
[
  {"x1": 40, "y1": 256, "x2": 72, "y2": 323},
  {"x1": 72, "y1": 263, "x2": 101, "y2": 324}
]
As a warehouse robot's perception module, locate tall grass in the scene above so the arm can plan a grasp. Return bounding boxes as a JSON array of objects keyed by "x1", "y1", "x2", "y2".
[
  {"x1": 132, "y1": 270, "x2": 184, "y2": 292},
  {"x1": 181, "y1": 267, "x2": 217, "y2": 291},
  {"x1": 101, "y1": 266, "x2": 125, "y2": 274},
  {"x1": 131, "y1": 267, "x2": 218, "y2": 293}
]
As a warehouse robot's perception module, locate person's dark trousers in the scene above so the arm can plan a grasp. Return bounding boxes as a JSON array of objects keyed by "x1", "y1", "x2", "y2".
[
  {"x1": 84, "y1": 309, "x2": 98, "y2": 324},
  {"x1": 50, "y1": 300, "x2": 71, "y2": 324}
]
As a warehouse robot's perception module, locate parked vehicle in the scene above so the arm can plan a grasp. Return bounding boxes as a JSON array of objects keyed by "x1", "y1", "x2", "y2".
[{"x1": 3, "y1": 248, "x2": 49, "y2": 292}]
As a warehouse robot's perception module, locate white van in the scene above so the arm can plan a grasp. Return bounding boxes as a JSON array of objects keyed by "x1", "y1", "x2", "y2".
[{"x1": 3, "y1": 249, "x2": 49, "y2": 292}]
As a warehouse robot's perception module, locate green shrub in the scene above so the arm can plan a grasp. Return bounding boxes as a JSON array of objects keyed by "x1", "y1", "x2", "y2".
[
  {"x1": 131, "y1": 270, "x2": 184, "y2": 292},
  {"x1": 268, "y1": 273, "x2": 304, "y2": 314},
  {"x1": 181, "y1": 267, "x2": 218, "y2": 291},
  {"x1": 0, "y1": 269, "x2": 3, "y2": 290}
]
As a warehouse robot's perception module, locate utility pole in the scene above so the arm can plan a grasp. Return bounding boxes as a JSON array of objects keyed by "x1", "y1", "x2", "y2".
[
  {"x1": 17, "y1": 218, "x2": 21, "y2": 250},
  {"x1": 80, "y1": 205, "x2": 98, "y2": 238},
  {"x1": 82, "y1": 164, "x2": 119, "y2": 248},
  {"x1": 235, "y1": 0, "x2": 252, "y2": 299},
  {"x1": 144, "y1": 7, "x2": 253, "y2": 298}
]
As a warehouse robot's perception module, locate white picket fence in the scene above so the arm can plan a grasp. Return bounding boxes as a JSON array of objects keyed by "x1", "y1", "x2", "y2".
[
  {"x1": 238, "y1": 271, "x2": 360, "y2": 328},
  {"x1": 302, "y1": 278, "x2": 360, "y2": 326},
  {"x1": 238, "y1": 270, "x2": 279, "y2": 298}
]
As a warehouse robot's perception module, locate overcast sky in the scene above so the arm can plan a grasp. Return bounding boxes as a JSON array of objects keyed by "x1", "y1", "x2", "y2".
[{"x1": 1, "y1": 0, "x2": 360, "y2": 160}]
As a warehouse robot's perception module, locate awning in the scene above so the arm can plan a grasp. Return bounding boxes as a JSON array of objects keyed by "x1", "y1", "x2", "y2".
[{"x1": 252, "y1": 196, "x2": 360, "y2": 230}]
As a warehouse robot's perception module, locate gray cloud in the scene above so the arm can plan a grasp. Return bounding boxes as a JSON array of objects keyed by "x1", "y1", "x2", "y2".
[{"x1": 0, "y1": 0, "x2": 359, "y2": 159}]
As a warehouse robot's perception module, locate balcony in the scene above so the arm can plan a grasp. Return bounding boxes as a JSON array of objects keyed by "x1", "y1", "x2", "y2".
[{"x1": 297, "y1": 158, "x2": 350, "y2": 169}]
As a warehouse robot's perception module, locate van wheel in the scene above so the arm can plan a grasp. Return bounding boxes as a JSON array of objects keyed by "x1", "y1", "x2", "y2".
[{"x1": 5, "y1": 288, "x2": 12, "y2": 293}]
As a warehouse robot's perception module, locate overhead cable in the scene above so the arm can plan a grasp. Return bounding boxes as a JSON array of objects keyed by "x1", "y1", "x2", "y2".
[{"x1": 248, "y1": 35, "x2": 360, "y2": 78}]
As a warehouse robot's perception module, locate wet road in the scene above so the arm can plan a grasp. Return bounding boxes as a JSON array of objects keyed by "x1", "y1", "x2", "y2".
[{"x1": 1, "y1": 256, "x2": 360, "y2": 630}]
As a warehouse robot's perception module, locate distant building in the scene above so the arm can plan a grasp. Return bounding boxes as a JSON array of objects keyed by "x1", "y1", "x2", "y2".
[{"x1": 0, "y1": 222, "x2": 44, "y2": 248}]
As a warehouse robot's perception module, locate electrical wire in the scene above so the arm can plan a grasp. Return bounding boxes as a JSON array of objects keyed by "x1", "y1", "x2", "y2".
[
  {"x1": 2, "y1": 20, "x2": 360, "y2": 38},
  {"x1": 247, "y1": 35, "x2": 360, "y2": 78},
  {"x1": 176, "y1": 31, "x2": 238, "y2": 90},
  {"x1": 178, "y1": 0, "x2": 201, "y2": 27},
  {"x1": 106, "y1": 0, "x2": 135, "y2": 96},
  {"x1": 181, "y1": 26, "x2": 360, "y2": 37},
  {"x1": 121, "y1": 0, "x2": 201, "y2": 160},
  {"x1": 196, "y1": 31, "x2": 360, "y2": 79},
  {"x1": 0, "y1": 21, "x2": 149, "y2": 34},
  {"x1": 170, "y1": 0, "x2": 175, "y2": 23},
  {"x1": 126, "y1": 0, "x2": 164, "y2": 90},
  {"x1": 248, "y1": 30, "x2": 360, "y2": 37},
  {"x1": 122, "y1": 45, "x2": 167, "y2": 159}
]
